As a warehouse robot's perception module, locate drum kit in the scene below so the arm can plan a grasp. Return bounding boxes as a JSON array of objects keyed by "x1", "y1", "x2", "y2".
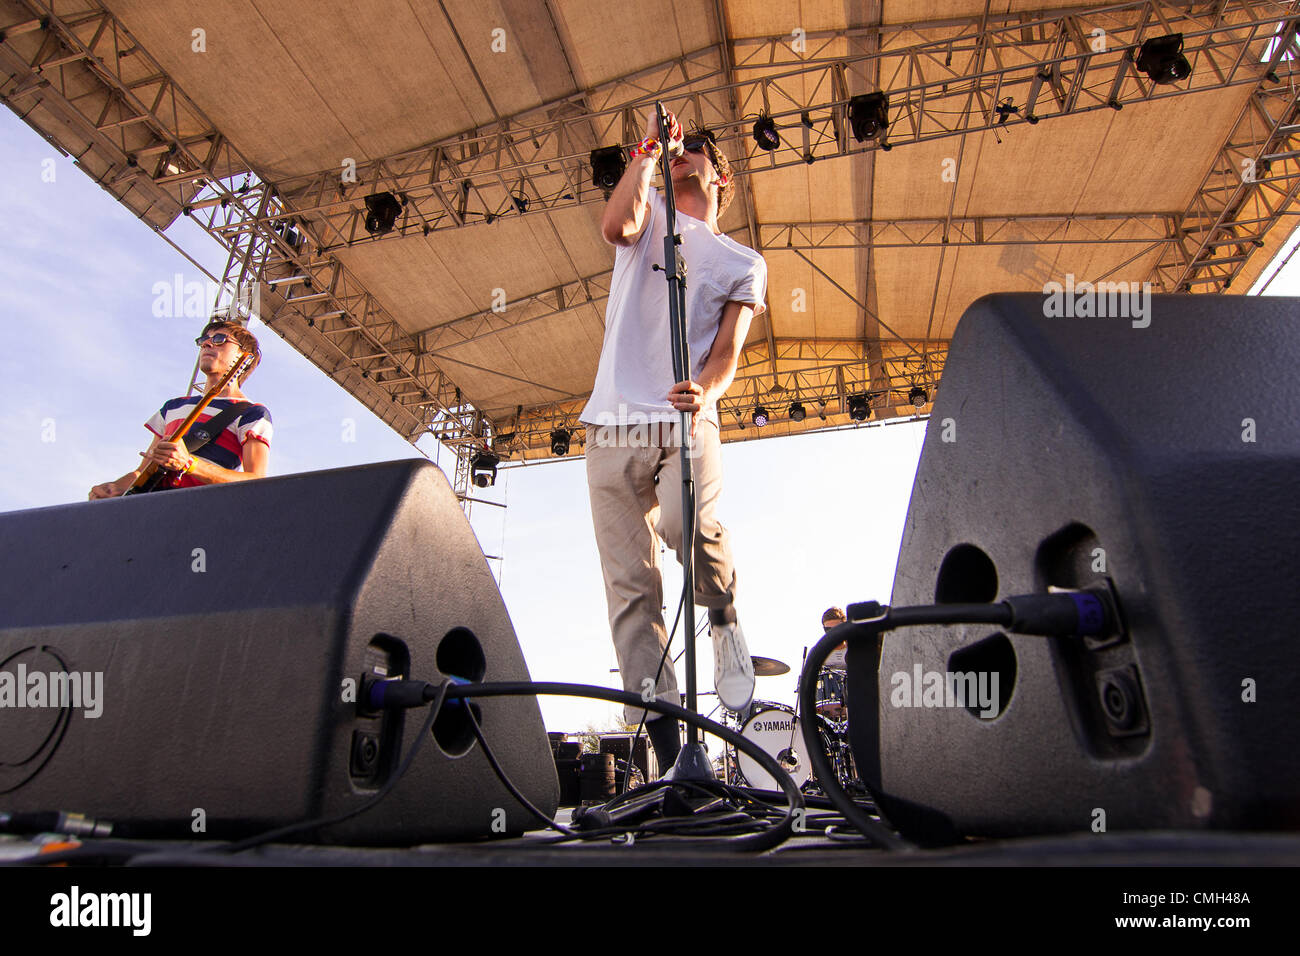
[{"x1": 710, "y1": 640, "x2": 863, "y2": 794}]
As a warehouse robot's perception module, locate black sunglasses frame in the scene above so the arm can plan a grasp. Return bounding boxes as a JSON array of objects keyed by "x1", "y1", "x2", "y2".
[{"x1": 195, "y1": 332, "x2": 236, "y2": 347}]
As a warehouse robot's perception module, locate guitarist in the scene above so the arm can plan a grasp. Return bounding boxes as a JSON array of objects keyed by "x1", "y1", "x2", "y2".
[{"x1": 88, "y1": 320, "x2": 272, "y2": 499}]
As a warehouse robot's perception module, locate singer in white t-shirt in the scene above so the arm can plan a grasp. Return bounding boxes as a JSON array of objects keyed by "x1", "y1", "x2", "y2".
[{"x1": 580, "y1": 110, "x2": 768, "y2": 774}]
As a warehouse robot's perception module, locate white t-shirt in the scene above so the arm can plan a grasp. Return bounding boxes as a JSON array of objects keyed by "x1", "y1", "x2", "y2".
[{"x1": 580, "y1": 188, "x2": 767, "y2": 428}]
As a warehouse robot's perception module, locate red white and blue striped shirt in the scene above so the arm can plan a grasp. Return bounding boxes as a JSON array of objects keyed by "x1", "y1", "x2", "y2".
[{"x1": 144, "y1": 397, "x2": 272, "y2": 488}]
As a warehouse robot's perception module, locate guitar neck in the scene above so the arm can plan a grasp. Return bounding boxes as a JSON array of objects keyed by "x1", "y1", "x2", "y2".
[{"x1": 124, "y1": 350, "x2": 250, "y2": 493}]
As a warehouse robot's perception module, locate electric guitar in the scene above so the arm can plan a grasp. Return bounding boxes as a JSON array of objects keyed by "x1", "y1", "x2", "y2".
[{"x1": 123, "y1": 350, "x2": 253, "y2": 495}]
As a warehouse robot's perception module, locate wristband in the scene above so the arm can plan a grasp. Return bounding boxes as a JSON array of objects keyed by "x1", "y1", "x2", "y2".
[
  {"x1": 629, "y1": 137, "x2": 661, "y2": 160},
  {"x1": 183, "y1": 456, "x2": 196, "y2": 474}
]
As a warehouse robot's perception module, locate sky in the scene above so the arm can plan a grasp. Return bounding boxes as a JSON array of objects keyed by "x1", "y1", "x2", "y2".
[{"x1": 2, "y1": 104, "x2": 1297, "y2": 743}]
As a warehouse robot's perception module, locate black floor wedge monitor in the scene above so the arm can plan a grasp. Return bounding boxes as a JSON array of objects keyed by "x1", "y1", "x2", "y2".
[
  {"x1": 0, "y1": 460, "x2": 558, "y2": 844},
  {"x1": 849, "y1": 292, "x2": 1300, "y2": 838}
]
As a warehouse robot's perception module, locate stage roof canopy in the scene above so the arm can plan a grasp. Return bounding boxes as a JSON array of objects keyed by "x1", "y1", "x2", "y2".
[{"x1": 3, "y1": 0, "x2": 1298, "y2": 472}]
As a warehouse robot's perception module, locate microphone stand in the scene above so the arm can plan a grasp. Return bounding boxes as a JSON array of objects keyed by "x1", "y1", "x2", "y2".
[{"x1": 652, "y1": 100, "x2": 711, "y2": 782}]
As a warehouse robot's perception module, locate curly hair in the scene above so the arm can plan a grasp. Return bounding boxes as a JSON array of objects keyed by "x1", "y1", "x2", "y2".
[
  {"x1": 696, "y1": 129, "x2": 736, "y2": 219},
  {"x1": 199, "y1": 318, "x2": 261, "y2": 384}
]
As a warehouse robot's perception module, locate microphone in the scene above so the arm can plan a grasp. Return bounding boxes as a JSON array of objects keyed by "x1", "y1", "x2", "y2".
[{"x1": 653, "y1": 103, "x2": 683, "y2": 158}]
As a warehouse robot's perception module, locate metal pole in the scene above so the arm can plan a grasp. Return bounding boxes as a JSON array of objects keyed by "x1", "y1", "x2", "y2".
[{"x1": 653, "y1": 101, "x2": 711, "y2": 781}]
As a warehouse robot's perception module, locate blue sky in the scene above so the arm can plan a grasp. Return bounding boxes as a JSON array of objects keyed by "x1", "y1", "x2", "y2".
[{"x1": 3, "y1": 105, "x2": 1295, "y2": 735}]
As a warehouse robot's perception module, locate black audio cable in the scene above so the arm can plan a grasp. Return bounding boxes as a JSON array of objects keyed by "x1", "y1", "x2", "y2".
[
  {"x1": 214, "y1": 679, "x2": 452, "y2": 854},
  {"x1": 0, "y1": 811, "x2": 113, "y2": 837},
  {"x1": 6, "y1": 685, "x2": 449, "y2": 866},
  {"x1": 380, "y1": 679, "x2": 804, "y2": 851},
  {"x1": 8, "y1": 588, "x2": 1121, "y2": 866},
  {"x1": 465, "y1": 702, "x2": 578, "y2": 837},
  {"x1": 10, "y1": 677, "x2": 803, "y2": 866},
  {"x1": 799, "y1": 586, "x2": 1122, "y2": 846},
  {"x1": 3, "y1": 683, "x2": 451, "y2": 866}
]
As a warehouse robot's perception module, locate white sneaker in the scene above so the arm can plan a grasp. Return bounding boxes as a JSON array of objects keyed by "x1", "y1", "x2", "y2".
[{"x1": 711, "y1": 620, "x2": 755, "y2": 713}]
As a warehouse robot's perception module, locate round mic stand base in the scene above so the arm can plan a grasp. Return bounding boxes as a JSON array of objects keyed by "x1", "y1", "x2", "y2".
[{"x1": 664, "y1": 741, "x2": 715, "y2": 782}]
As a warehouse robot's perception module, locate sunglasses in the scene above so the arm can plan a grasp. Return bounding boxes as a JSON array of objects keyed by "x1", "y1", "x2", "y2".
[
  {"x1": 682, "y1": 134, "x2": 716, "y2": 157},
  {"x1": 195, "y1": 332, "x2": 237, "y2": 347}
]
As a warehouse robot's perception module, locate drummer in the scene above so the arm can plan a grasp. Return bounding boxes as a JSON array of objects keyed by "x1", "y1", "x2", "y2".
[
  {"x1": 816, "y1": 607, "x2": 849, "y2": 721},
  {"x1": 821, "y1": 606, "x2": 848, "y2": 669}
]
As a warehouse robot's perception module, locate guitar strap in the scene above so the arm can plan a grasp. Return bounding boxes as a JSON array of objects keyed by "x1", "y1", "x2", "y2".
[{"x1": 182, "y1": 401, "x2": 252, "y2": 456}]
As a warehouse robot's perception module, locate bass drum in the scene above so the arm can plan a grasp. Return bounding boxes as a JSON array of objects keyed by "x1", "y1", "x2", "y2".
[{"x1": 736, "y1": 706, "x2": 831, "y2": 791}]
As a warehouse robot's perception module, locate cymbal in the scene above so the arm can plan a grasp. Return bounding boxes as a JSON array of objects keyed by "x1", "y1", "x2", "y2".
[{"x1": 751, "y1": 656, "x2": 790, "y2": 677}]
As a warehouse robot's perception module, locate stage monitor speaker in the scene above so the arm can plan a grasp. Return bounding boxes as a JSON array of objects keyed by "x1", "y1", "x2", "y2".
[
  {"x1": 0, "y1": 459, "x2": 558, "y2": 844},
  {"x1": 849, "y1": 292, "x2": 1300, "y2": 837}
]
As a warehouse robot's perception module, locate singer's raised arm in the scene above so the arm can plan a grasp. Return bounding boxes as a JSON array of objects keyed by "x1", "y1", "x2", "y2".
[
  {"x1": 600, "y1": 151, "x2": 657, "y2": 247},
  {"x1": 600, "y1": 109, "x2": 679, "y2": 247}
]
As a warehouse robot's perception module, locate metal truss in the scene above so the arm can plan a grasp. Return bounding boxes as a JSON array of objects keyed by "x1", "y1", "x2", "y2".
[
  {"x1": 1148, "y1": 22, "x2": 1300, "y2": 291},
  {"x1": 0, "y1": 0, "x2": 503, "y2": 503},
  {"x1": 263, "y1": 47, "x2": 730, "y2": 252},
  {"x1": 759, "y1": 212, "x2": 1178, "y2": 250},
  {"x1": 6, "y1": 0, "x2": 1300, "y2": 488},
  {"x1": 420, "y1": 210, "x2": 1178, "y2": 362},
  {"x1": 0, "y1": 2, "x2": 229, "y2": 231},
  {"x1": 484, "y1": 339, "x2": 947, "y2": 459},
  {"x1": 422, "y1": 269, "x2": 613, "y2": 354},
  {"x1": 255, "y1": 2, "x2": 1300, "y2": 463},
  {"x1": 253, "y1": 2, "x2": 1298, "y2": 256}
]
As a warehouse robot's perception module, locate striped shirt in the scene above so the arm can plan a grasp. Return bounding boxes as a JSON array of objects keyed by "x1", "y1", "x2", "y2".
[{"x1": 144, "y1": 397, "x2": 272, "y2": 488}]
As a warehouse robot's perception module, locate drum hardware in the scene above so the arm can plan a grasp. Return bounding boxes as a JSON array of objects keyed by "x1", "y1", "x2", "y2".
[
  {"x1": 721, "y1": 641, "x2": 865, "y2": 794},
  {"x1": 709, "y1": 646, "x2": 864, "y2": 794}
]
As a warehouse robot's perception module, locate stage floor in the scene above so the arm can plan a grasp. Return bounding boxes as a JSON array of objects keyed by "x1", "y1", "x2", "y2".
[{"x1": 6, "y1": 810, "x2": 1299, "y2": 867}]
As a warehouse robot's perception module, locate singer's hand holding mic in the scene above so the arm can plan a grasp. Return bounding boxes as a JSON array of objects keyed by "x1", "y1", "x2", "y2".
[{"x1": 630, "y1": 108, "x2": 683, "y2": 160}]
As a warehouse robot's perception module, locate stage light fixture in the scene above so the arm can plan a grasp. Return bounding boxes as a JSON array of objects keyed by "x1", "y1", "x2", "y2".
[
  {"x1": 848, "y1": 393, "x2": 871, "y2": 421},
  {"x1": 550, "y1": 428, "x2": 571, "y2": 457},
  {"x1": 364, "y1": 191, "x2": 403, "y2": 235},
  {"x1": 591, "y1": 146, "x2": 627, "y2": 192},
  {"x1": 848, "y1": 92, "x2": 889, "y2": 143},
  {"x1": 1136, "y1": 33, "x2": 1191, "y2": 85},
  {"x1": 752, "y1": 115, "x2": 780, "y2": 151},
  {"x1": 470, "y1": 450, "x2": 500, "y2": 488},
  {"x1": 752, "y1": 406, "x2": 769, "y2": 427},
  {"x1": 909, "y1": 385, "x2": 929, "y2": 408},
  {"x1": 788, "y1": 401, "x2": 806, "y2": 422}
]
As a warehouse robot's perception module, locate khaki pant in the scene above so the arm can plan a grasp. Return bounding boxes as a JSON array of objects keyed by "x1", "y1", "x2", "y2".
[{"x1": 585, "y1": 420, "x2": 737, "y2": 724}]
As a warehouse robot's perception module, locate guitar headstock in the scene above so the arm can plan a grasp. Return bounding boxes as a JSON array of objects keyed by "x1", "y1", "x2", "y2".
[{"x1": 232, "y1": 349, "x2": 255, "y2": 382}]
